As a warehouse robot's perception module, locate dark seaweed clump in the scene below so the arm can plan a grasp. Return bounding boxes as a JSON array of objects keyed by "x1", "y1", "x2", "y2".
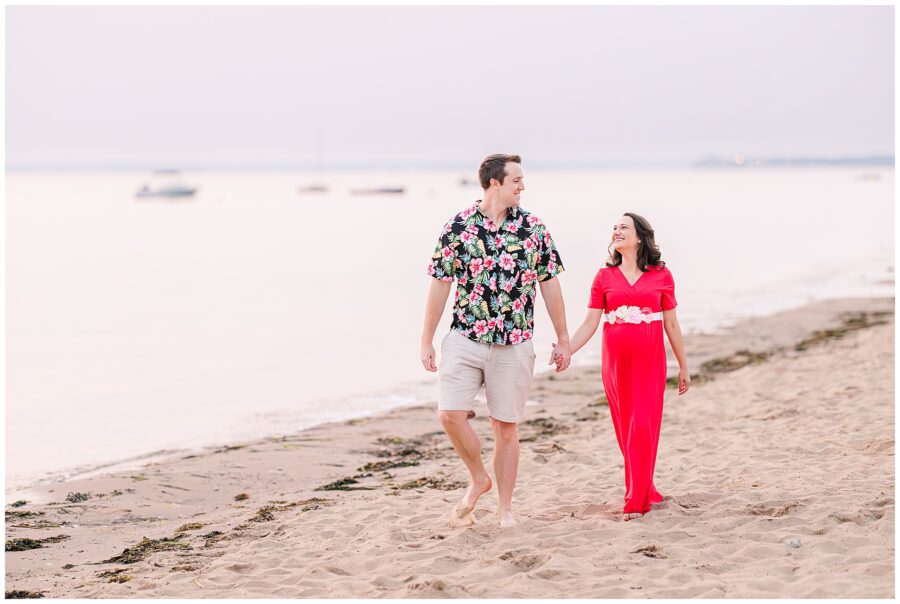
[
  {"x1": 794, "y1": 311, "x2": 890, "y2": 351},
  {"x1": 6, "y1": 535, "x2": 69, "y2": 552},
  {"x1": 98, "y1": 568, "x2": 132, "y2": 583},
  {"x1": 359, "y1": 459, "x2": 420, "y2": 473},
  {"x1": 701, "y1": 350, "x2": 771, "y2": 374},
  {"x1": 176, "y1": 522, "x2": 204, "y2": 532},
  {"x1": 64, "y1": 492, "x2": 91, "y2": 503},
  {"x1": 10, "y1": 519, "x2": 63, "y2": 529},
  {"x1": 5, "y1": 510, "x2": 44, "y2": 520},
  {"x1": 5, "y1": 590, "x2": 45, "y2": 599},
  {"x1": 101, "y1": 535, "x2": 190, "y2": 564},
  {"x1": 315, "y1": 475, "x2": 375, "y2": 491},
  {"x1": 244, "y1": 498, "x2": 334, "y2": 523},
  {"x1": 6, "y1": 539, "x2": 42, "y2": 552},
  {"x1": 393, "y1": 477, "x2": 466, "y2": 491},
  {"x1": 519, "y1": 417, "x2": 571, "y2": 442}
]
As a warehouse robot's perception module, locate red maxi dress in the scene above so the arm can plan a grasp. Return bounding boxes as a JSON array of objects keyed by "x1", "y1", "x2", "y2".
[{"x1": 588, "y1": 265, "x2": 677, "y2": 514}]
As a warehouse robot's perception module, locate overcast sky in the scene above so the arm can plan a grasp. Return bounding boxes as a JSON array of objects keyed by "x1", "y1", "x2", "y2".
[{"x1": 6, "y1": 5, "x2": 894, "y2": 168}]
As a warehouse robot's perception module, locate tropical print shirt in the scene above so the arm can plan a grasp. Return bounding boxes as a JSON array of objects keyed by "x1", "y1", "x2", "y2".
[{"x1": 427, "y1": 201, "x2": 564, "y2": 345}]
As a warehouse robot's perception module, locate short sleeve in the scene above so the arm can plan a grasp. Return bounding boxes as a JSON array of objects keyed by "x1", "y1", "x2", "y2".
[
  {"x1": 426, "y1": 220, "x2": 458, "y2": 282},
  {"x1": 536, "y1": 229, "x2": 564, "y2": 282},
  {"x1": 587, "y1": 268, "x2": 605, "y2": 309},
  {"x1": 660, "y1": 267, "x2": 677, "y2": 310}
]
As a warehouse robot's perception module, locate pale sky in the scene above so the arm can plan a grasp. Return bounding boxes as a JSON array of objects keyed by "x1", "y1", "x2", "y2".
[{"x1": 6, "y1": 5, "x2": 895, "y2": 168}]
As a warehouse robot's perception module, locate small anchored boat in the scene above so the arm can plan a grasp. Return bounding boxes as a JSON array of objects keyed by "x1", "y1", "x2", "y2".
[
  {"x1": 350, "y1": 187, "x2": 405, "y2": 195},
  {"x1": 136, "y1": 170, "x2": 198, "y2": 198}
]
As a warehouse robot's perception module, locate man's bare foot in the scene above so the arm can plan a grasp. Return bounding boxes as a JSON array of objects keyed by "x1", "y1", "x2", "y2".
[
  {"x1": 461, "y1": 474, "x2": 492, "y2": 511},
  {"x1": 499, "y1": 509, "x2": 517, "y2": 528},
  {"x1": 449, "y1": 474, "x2": 492, "y2": 527},
  {"x1": 448, "y1": 504, "x2": 476, "y2": 527},
  {"x1": 623, "y1": 512, "x2": 644, "y2": 521}
]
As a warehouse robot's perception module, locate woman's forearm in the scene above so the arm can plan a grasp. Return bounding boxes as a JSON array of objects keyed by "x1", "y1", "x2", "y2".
[
  {"x1": 664, "y1": 318, "x2": 688, "y2": 370},
  {"x1": 570, "y1": 312, "x2": 602, "y2": 355}
]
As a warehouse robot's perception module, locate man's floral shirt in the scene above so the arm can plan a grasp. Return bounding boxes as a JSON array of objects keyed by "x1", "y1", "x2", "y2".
[{"x1": 427, "y1": 201, "x2": 564, "y2": 345}]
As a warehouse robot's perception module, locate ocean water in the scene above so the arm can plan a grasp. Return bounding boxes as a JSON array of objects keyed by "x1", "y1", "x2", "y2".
[{"x1": 6, "y1": 168, "x2": 894, "y2": 491}]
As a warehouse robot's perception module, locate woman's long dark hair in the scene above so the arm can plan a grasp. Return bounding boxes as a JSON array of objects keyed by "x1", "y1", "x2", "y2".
[{"x1": 606, "y1": 212, "x2": 665, "y2": 271}]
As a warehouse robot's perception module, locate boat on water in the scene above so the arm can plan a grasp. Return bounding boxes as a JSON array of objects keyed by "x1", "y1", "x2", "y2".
[
  {"x1": 350, "y1": 187, "x2": 405, "y2": 195},
  {"x1": 297, "y1": 184, "x2": 329, "y2": 194},
  {"x1": 136, "y1": 169, "x2": 198, "y2": 198},
  {"x1": 135, "y1": 182, "x2": 198, "y2": 198}
]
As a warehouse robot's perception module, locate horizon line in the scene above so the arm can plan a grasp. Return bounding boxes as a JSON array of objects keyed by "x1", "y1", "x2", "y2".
[{"x1": 6, "y1": 154, "x2": 894, "y2": 173}]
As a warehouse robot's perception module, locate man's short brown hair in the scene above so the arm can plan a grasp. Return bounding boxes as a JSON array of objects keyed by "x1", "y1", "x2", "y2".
[{"x1": 479, "y1": 154, "x2": 521, "y2": 190}]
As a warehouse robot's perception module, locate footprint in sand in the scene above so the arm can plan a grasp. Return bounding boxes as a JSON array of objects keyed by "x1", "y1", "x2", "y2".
[
  {"x1": 630, "y1": 544, "x2": 667, "y2": 559},
  {"x1": 225, "y1": 563, "x2": 254, "y2": 573},
  {"x1": 532, "y1": 502, "x2": 619, "y2": 522},
  {"x1": 406, "y1": 578, "x2": 447, "y2": 595},
  {"x1": 745, "y1": 499, "x2": 801, "y2": 517},
  {"x1": 670, "y1": 492, "x2": 721, "y2": 513},
  {"x1": 498, "y1": 550, "x2": 548, "y2": 571},
  {"x1": 829, "y1": 508, "x2": 886, "y2": 525}
]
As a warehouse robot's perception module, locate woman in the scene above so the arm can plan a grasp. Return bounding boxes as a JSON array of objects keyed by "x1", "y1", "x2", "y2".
[{"x1": 565, "y1": 213, "x2": 689, "y2": 520}]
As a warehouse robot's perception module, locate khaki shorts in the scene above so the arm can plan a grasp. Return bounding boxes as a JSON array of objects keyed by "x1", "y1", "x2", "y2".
[{"x1": 438, "y1": 329, "x2": 536, "y2": 423}]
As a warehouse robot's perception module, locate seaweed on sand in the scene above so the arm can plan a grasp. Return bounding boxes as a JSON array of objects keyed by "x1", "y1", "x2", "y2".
[
  {"x1": 101, "y1": 535, "x2": 190, "y2": 564},
  {"x1": 315, "y1": 476, "x2": 376, "y2": 491},
  {"x1": 6, "y1": 535, "x2": 70, "y2": 551},
  {"x1": 359, "y1": 459, "x2": 420, "y2": 472},
  {"x1": 248, "y1": 498, "x2": 335, "y2": 523},
  {"x1": 10, "y1": 519, "x2": 64, "y2": 529},
  {"x1": 5, "y1": 590, "x2": 45, "y2": 599},
  {"x1": 519, "y1": 417, "x2": 572, "y2": 442},
  {"x1": 6, "y1": 539, "x2": 42, "y2": 552},
  {"x1": 98, "y1": 568, "x2": 132, "y2": 583},
  {"x1": 794, "y1": 311, "x2": 891, "y2": 351},
  {"x1": 176, "y1": 522, "x2": 204, "y2": 532},
  {"x1": 5, "y1": 510, "x2": 44, "y2": 520},
  {"x1": 393, "y1": 477, "x2": 466, "y2": 491},
  {"x1": 701, "y1": 350, "x2": 771, "y2": 374}
]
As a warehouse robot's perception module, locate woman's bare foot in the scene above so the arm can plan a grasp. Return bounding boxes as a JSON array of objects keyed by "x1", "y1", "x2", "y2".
[
  {"x1": 449, "y1": 474, "x2": 492, "y2": 526},
  {"x1": 623, "y1": 512, "x2": 644, "y2": 521}
]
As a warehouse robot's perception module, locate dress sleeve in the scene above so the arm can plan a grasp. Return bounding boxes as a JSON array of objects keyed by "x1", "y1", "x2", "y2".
[
  {"x1": 587, "y1": 268, "x2": 605, "y2": 309},
  {"x1": 426, "y1": 219, "x2": 458, "y2": 282},
  {"x1": 660, "y1": 267, "x2": 677, "y2": 310}
]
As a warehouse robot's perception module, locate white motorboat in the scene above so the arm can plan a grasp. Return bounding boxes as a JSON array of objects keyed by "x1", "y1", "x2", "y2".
[{"x1": 135, "y1": 180, "x2": 197, "y2": 198}]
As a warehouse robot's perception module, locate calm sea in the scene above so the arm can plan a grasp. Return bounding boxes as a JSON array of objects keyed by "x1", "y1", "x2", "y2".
[{"x1": 6, "y1": 168, "x2": 894, "y2": 492}]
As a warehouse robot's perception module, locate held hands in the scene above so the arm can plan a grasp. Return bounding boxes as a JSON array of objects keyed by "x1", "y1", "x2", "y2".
[
  {"x1": 678, "y1": 368, "x2": 691, "y2": 395},
  {"x1": 549, "y1": 341, "x2": 572, "y2": 373},
  {"x1": 420, "y1": 342, "x2": 437, "y2": 372}
]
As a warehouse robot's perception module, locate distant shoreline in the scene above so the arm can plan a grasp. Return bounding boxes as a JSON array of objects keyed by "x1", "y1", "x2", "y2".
[{"x1": 6, "y1": 156, "x2": 894, "y2": 173}]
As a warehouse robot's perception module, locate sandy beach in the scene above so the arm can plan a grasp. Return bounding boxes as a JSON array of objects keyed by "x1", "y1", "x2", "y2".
[{"x1": 5, "y1": 296, "x2": 894, "y2": 598}]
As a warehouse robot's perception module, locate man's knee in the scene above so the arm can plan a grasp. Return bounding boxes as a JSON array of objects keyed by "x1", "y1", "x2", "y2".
[
  {"x1": 439, "y1": 410, "x2": 468, "y2": 430},
  {"x1": 491, "y1": 418, "x2": 518, "y2": 443}
]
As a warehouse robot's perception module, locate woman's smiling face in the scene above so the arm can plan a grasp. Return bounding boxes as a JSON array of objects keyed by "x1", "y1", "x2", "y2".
[{"x1": 611, "y1": 215, "x2": 640, "y2": 252}]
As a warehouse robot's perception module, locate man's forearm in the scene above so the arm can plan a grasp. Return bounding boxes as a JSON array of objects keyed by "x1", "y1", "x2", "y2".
[
  {"x1": 422, "y1": 279, "x2": 452, "y2": 343},
  {"x1": 539, "y1": 278, "x2": 569, "y2": 342}
]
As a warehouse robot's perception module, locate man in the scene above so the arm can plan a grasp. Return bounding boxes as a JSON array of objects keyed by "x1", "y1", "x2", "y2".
[{"x1": 420, "y1": 154, "x2": 571, "y2": 528}]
